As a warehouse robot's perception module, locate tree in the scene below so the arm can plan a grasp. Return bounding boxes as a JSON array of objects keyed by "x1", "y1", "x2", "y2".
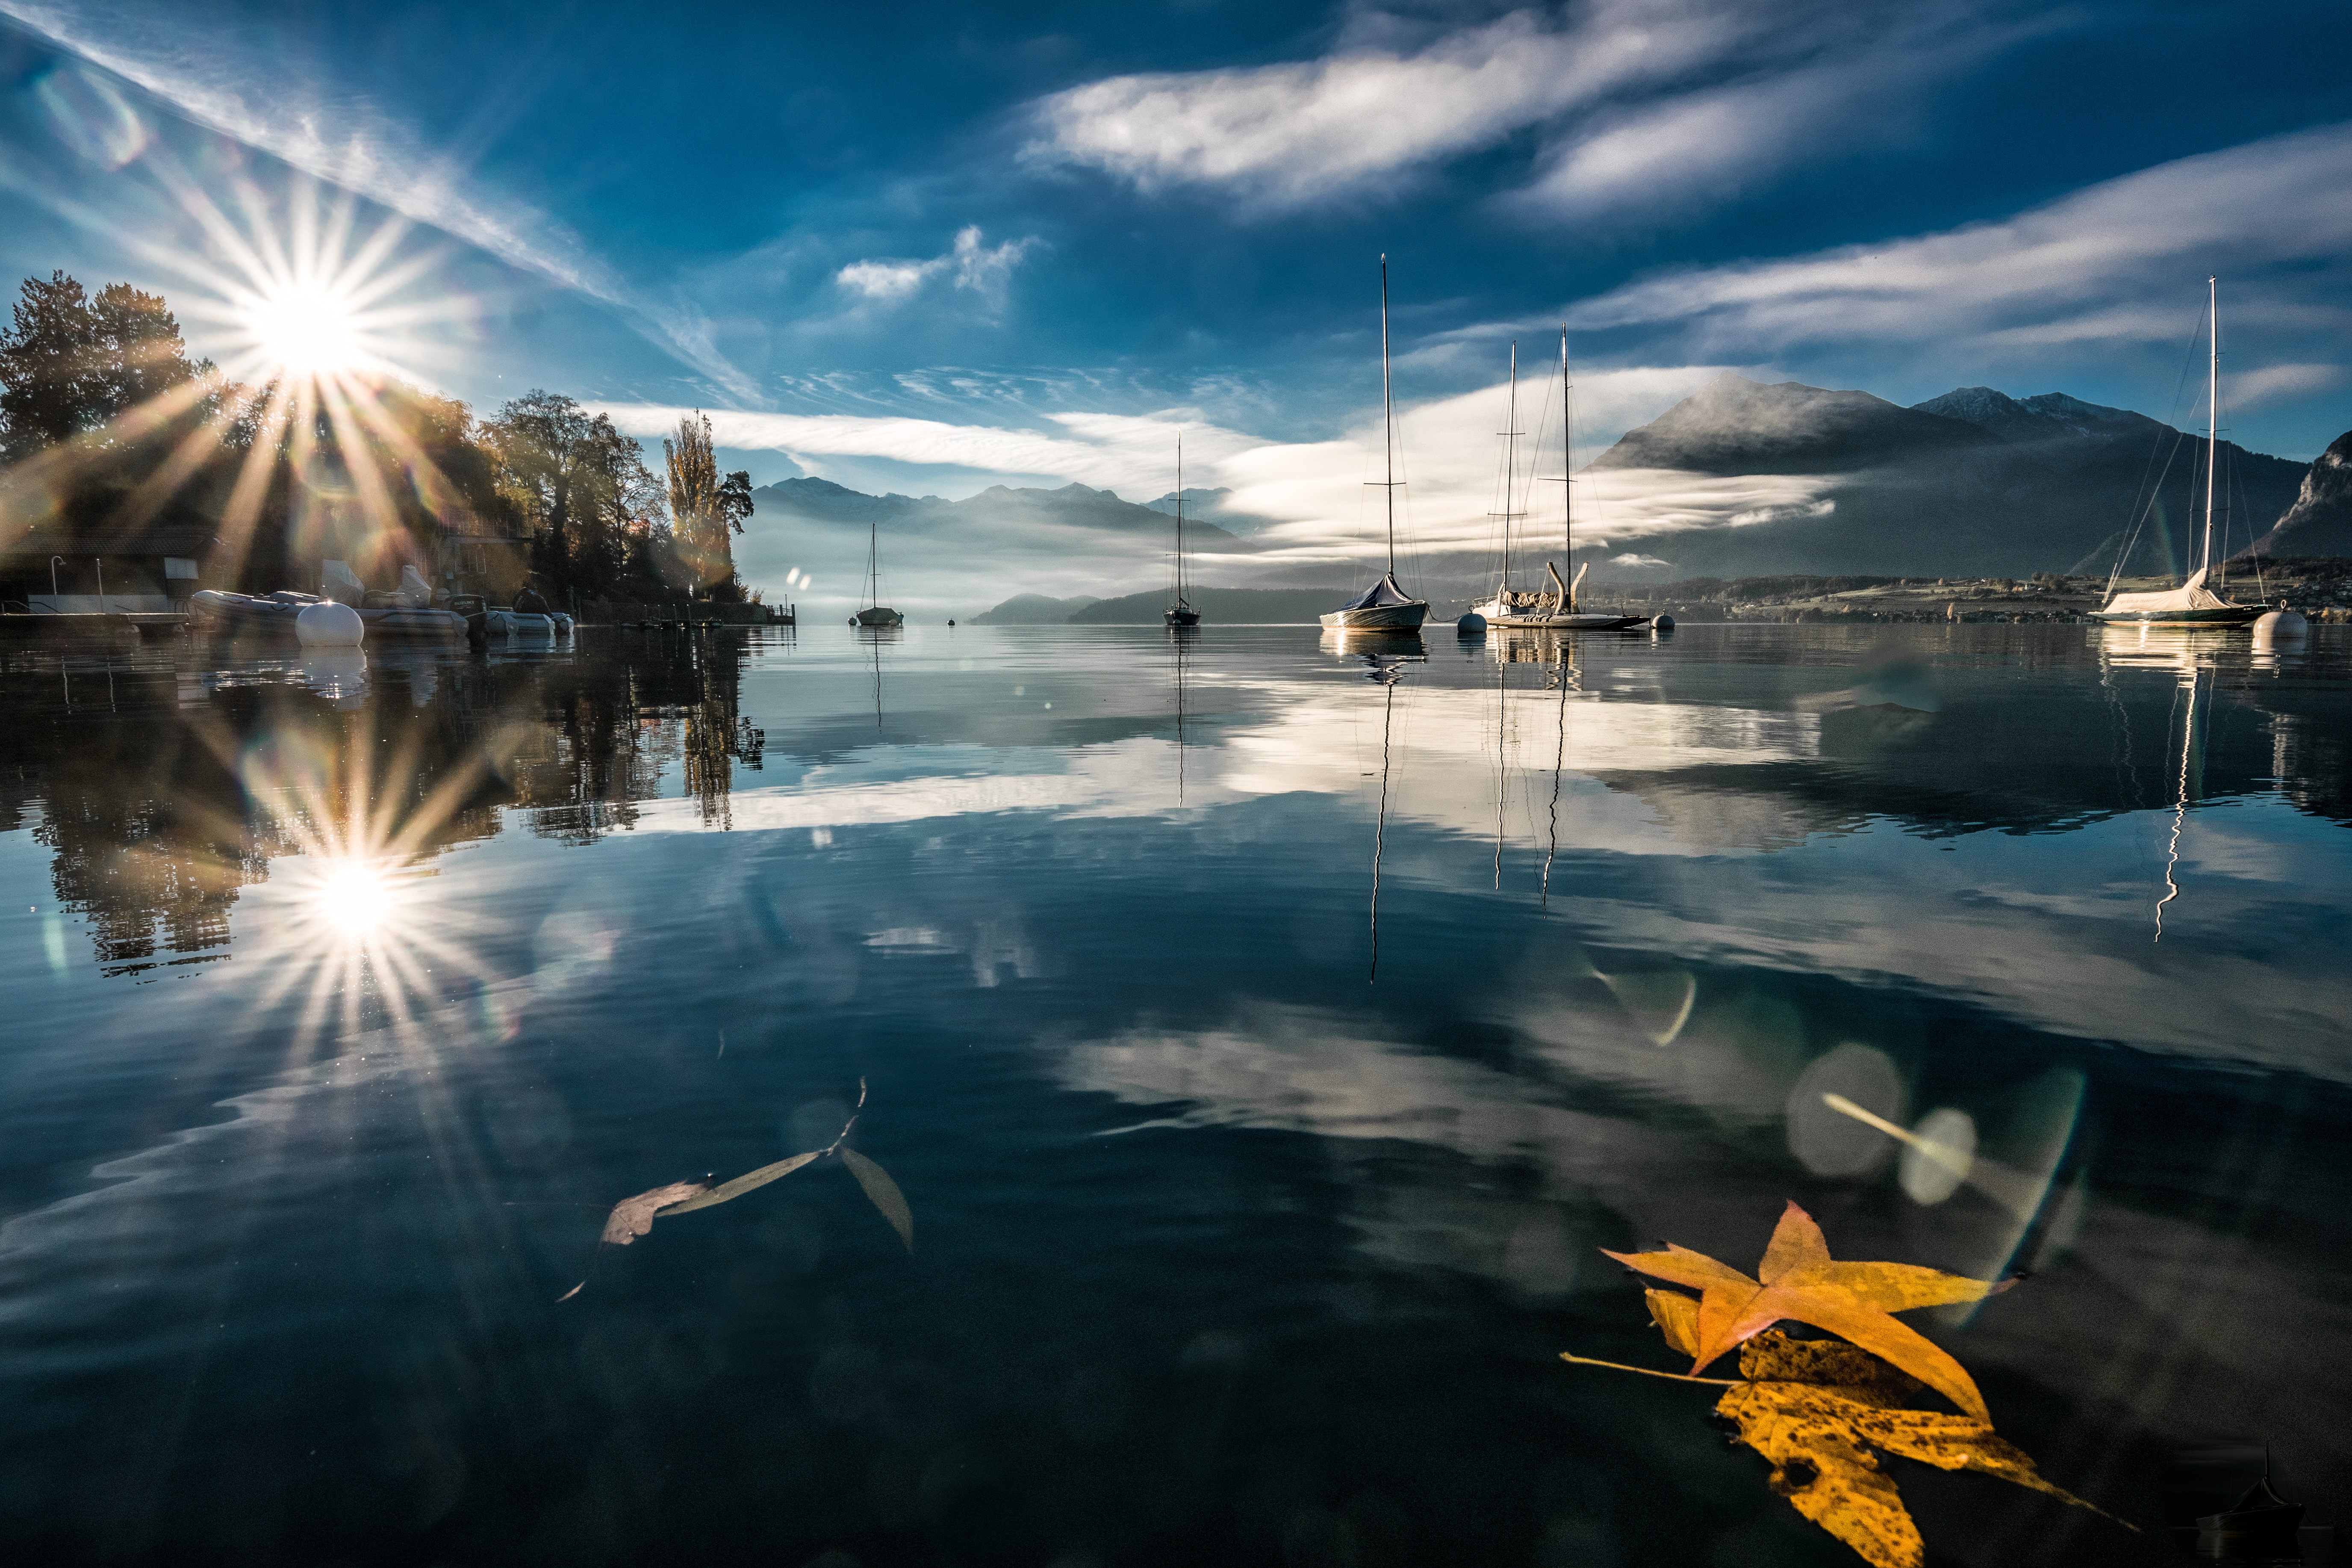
[
  {"x1": 0, "y1": 272, "x2": 209, "y2": 462},
  {"x1": 482, "y1": 390, "x2": 664, "y2": 601},
  {"x1": 663, "y1": 410, "x2": 749, "y2": 598}
]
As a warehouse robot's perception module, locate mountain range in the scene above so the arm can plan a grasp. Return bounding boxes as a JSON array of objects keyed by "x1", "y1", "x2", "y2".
[
  {"x1": 749, "y1": 477, "x2": 1242, "y2": 547},
  {"x1": 1577, "y1": 374, "x2": 2313, "y2": 580}
]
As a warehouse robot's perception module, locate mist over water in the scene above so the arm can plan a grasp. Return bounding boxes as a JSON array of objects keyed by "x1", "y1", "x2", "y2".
[{"x1": 1, "y1": 622, "x2": 2347, "y2": 1566}]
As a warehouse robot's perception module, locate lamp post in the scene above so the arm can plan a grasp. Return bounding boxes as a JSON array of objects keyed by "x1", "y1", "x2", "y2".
[
  {"x1": 50, "y1": 556, "x2": 62, "y2": 598},
  {"x1": 95, "y1": 557, "x2": 106, "y2": 614}
]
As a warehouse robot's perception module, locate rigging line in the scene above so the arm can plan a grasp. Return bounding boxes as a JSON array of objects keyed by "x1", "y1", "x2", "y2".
[{"x1": 2108, "y1": 305, "x2": 2209, "y2": 595}]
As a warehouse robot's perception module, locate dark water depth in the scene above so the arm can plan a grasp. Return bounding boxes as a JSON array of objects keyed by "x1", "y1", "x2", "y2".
[{"x1": 2, "y1": 622, "x2": 2348, "y2": 1568}]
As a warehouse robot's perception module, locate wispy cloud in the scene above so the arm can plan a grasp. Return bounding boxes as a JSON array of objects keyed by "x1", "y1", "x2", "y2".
[
  {"x1": 1027, "y1": 0, "x2": 2040, "y2": 219},
  {"x1": 0, "y1": 1, "x2": 757, "y2": 396},
  {"x1": 1566, "y1": 122, "x2": 2352, "y2": 354},
  {"x1": 2229, "y1": 363, "x2": 2345, "y2": 410},
  {"x1": 835, "y1": 226, "x2": 1041, "y2": 310}
]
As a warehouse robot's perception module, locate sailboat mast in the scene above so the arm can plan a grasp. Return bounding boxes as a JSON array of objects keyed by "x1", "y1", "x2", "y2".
[
  {"x1": 1560, "y1": 327, "x2": 1574, "y2": 612},
  {"x1": 2202, "y1": 276, "x2": 2218, "y2": 577},
  {"x1": 1503, "y1": 342, "x2": 1518, "y2": 594},
  {"x1": 1176, "y1": 430, "x2": 1185, "y2": 604},
  {"x1": 1381, "y1": 255, "x2": 1396, "y2": 578}
]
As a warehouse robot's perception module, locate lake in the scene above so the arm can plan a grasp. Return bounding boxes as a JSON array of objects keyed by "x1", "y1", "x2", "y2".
[{"x1": 2, "y1": 621, "x2": 2346, "y2": 1567}]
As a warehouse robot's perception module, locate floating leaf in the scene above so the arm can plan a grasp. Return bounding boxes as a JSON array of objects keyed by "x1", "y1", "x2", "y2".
[
  {"x1": 598, "y1": 1180, "x2": 711, "y2": 1246},
  {"x1": 1645, "y1": 1289, "x2": 1700, "y2": 1358},
  {"x1": 840, "y1": 1145, "x2": 913, "y2": 1252},
  {"x1": 1603, "y1": 1201, "x2": 1997, "y2": 1421},
  {"x1": 657, "y1": 1151, "x2": 822, "y2": 1217},
  {"x1": 1738, "y1": 1329, "x2": 1918, "y2": 1409}
]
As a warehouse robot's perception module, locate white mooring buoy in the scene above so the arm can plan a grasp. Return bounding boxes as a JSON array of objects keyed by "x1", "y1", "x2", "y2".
[{"x1": 295, "y1": 600, "x2": 365, "y2": 647}]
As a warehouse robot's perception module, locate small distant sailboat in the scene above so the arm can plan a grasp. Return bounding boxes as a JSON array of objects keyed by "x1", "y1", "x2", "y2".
[
  {"x1": 1322, "y1": 256, "x2": 1429, "y2": 634},
  {"x1": 852, "y1": 517, "x2": 902, "y2": 628},
  {"x1": 1472, "y1": 329, "x2": 1647, "y2": 631},
  {"x1": 1165, "y1": 431, "x2": 1201, "y2": 628},
  {"x1": 2091, "y1": 278, "x2": 2267, "y2": 630}
]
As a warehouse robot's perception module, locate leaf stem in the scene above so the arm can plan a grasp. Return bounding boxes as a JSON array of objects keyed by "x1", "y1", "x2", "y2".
[{"x1": 1559, "y1": 1352, "x2": 1739, "y2": 1385}]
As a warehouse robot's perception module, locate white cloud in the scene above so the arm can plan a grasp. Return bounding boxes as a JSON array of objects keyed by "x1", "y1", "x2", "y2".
[
  {"x1": 1026, "y1": 3, "x2": 1764, "y2": 208},
  {"x1": 2228, "y1": 363, "x2": 2345, "y2": 410},
  {"x1": 1028, "y1": 0, "x2": 2040, "y2": 219},
  {"x1": 835, "y1": 226, "x2": 1040, "y2": 310},
  {"x1": 1567, "y1": 122, "x2": 2352, "y2": 354},
  {"x1": 598, "y1": 360, "x2": 1817, "y2": 577},
  {"x1": 0, "y1": 0, "x2": 757, "y2": 395}
]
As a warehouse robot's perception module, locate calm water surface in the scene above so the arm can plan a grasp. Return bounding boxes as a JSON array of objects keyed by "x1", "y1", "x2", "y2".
[{"x1": 2, "y1": 622, "x2": 2347, "y2": 1567}]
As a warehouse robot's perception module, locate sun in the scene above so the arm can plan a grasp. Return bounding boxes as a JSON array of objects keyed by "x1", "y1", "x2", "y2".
[
  {"x1": 241, "y1": 280, "x2": 368, "y2": 379},
  {"x1": 310, "y1": 858, "x2": 395, "y2": 937}
]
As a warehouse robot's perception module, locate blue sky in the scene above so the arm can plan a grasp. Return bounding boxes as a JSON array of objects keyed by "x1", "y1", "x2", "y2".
[{"x1": 3, "y1": 0, "x2": 2349, "y2": 595}]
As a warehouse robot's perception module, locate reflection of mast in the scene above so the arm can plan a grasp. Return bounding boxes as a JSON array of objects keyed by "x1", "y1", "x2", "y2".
[
  {"x1": 1371, "y1": 677, "x2": 1394, "y2": 983},
  {"x1": 1541, "y1": 646, "x2": 1570, "y2": 908},
  {"x1": 869, "y1": 629, "x2": 884, "y2": 733},
  {"x1": 1172, "y1": 623, "x2": 1191, "y2": 804},
  {"x1": 1493, "y1": 633, "x2": 1507, "y2": 889},
  {"x1": 2154, "y1": 660, "x2": 2207, "y2": 941}
]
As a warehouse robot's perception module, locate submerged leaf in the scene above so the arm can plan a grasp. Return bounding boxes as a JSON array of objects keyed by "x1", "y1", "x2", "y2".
[
  {"x1": 840, "y1": 1145, "x2": 913, "y2": 1252},
  {"x1": 1646, "y1": 1289, "x2": 1701, "y2": 1358},
  {"x1": 599, "y1": 1180, "x2": 711, "y2": 1246},
  {"x1": 1738, "y1": 1330, "x2": 1919, "y2": 1409},
  {"x1": 656, "y1": 1151, "x2": 822, "y2": 1217},
  {"x1": 1717, "y1": 1382, "x2": 1924, "y2": 1568}
]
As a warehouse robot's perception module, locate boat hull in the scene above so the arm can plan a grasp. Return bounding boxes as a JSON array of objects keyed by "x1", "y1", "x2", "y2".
[
  {"x1": 854, "y1": 607, "x2": 904, "y2": 628},
  {"x1": 1319, "y1": 601, "x2": 1429, "y2": 631},
  {"x1": 2089, "y1": 604, "x2": 2267, "y2": 628},
  {"x1": 191, "y1": 590, "x2": 468, "y2": 639},
  {"x1": 1164, "y1": 608, "x2": 1201, "y2": 627}
]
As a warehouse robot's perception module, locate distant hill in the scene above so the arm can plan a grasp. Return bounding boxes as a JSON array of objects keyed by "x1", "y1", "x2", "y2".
[
  {"x1": 969, "y1": 592, "x2": 1100, "y2": 625},
  {"x1": 751, "y1": 477, "x2": 1243, "y2": 545},
  {"x1": 2245, "y1": 429, "x2": 2352, "y2": 558},
  {"x1": 1575, "y1": 374, "x2": 2310, "y2": 579},
  {"x1": 1067, "y1": 587, "x2": 1356, "y2": 624}
]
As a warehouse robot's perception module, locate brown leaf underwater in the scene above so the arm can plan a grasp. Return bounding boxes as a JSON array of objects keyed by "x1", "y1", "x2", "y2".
[
  {"x1": 566, "y1": 1081, "x2": 912, "y2": 1297},
  {"x1": 1567, "y1": 1209, "x2": 2131, "y2": 1568}
]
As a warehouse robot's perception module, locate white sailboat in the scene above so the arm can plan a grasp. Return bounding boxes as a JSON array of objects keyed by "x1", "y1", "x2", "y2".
[
  {"x1": 1322, "y1": 256, "x2": 1429, "y2": 633},
  {"x1": 2091, "y1": 278, "x2": 2267, "y2": 629},
  {"x1": 1471, "y1": 329, "x2": 1646, "y2": 631},
  {"x1": 852, "y1": 517, "x2": 902, "y2": 628}
]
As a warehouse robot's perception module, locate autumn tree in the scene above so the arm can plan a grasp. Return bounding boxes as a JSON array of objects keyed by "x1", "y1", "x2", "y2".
[
  {"x1": 663, "y1": 410, "x2": 752, "y2": 599},
  {"x1": 0, "y1": 271, "x2": 213, "y2": 463}
]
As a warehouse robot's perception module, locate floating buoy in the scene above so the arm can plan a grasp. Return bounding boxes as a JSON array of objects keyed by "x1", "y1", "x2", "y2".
[
  {"x1": 2253, "y1": 609, "x2": 2309, "y2": 645},
  {"x1": 1653, "y1": 613, "x2": 1676, "y2": 632},
  {"x1": 295, "y1": 600, "x2": 364, "y2": 647},
  {"x1": 1455, "y1": 611, "x2": 1487, "y2": 634}
]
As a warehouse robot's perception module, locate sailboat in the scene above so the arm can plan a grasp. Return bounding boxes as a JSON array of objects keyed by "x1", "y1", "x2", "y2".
[
  {"x1": 2091, "y1": 279, "x2": 2267, "y2": 629},
  {"x1": 1322, "y1": 256, "x2": 1429, "y2": 633},
  {"x1": 1165, "y1": 431, "x2": 1201, "y2": 628},
  {"x1": 852, "y1": 517, "x2": 902, "y2": 628},
  {"x1": 1472, "y1": 329, "x2": 1647, "y2": 631}
]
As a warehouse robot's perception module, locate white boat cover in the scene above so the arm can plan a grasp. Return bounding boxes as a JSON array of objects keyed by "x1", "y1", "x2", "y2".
[
  {"x1": 322, "y1": 560, "x2": 367, "y2": 605},
  {"x1": 1336, "y1": 573, "x2": 1420, "y2": 611},
  {"x1": 2099, "y1": 566, "x2": 2238, "y2": 616},
  {"x1": 396, "y1": 566, "x2": 434, "y2": 607}
]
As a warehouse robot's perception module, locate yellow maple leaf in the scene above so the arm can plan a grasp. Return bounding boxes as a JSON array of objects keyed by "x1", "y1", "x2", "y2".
[{"x1": 1602, "y1": 1200, "x2": 1996, "y2": 1421}]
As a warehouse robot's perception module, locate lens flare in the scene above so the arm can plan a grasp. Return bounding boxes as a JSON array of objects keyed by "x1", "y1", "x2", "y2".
[{"x1": 242, "y1": 280, "x2": 367, "y2": 378}]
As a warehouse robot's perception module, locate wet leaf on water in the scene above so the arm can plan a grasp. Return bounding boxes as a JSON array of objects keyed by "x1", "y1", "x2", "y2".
[
  {"x1": 598, "y1": 1180, "x2": 711, "y2": 1246},
  {"x1": 657, "y1": 1151, "x2": 822, "y2": 1217},
  {"x1": 1645, "y1": 1288, "x2": 1700, "y2": 1358},
  {"x1": 839, "y1": 1145, "x2": 913, "y2": 1253},
  {"x1": 1602, "y1": 1200, "x2": 1996, "y2": 1421},
  {"x1": 1739, "y1": 1329, "x2": 1919, "y2": 1409}
]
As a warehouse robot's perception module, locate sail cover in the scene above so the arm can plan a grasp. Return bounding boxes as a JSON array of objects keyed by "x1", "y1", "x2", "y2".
[
  {"x1": 1336, "y1": 573, "x2": 1419, "y2": 610},
  {"x1": 2100, "y1": 566, "x2": 2239, "y2": 616}
]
